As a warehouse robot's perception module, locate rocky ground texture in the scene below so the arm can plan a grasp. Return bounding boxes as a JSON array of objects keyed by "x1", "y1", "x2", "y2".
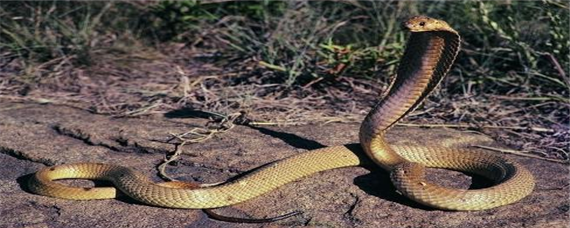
[{"x1": 0, "y1": 102, "x2": 568, "y2": 228}]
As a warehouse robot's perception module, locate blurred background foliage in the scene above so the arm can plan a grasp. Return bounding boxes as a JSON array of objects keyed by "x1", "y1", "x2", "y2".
[{"x1": 1, "y1": 0, "x2": 568, "y2": 92}]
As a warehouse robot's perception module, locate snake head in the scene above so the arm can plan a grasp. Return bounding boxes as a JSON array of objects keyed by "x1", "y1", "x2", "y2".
[{"x1": 403, "y1": 16, "x2": 457, "y2": 33}]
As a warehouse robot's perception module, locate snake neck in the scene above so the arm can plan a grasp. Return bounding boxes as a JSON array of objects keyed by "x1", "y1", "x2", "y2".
[{"x1": 359, "y1": 31, "x2": 461, "y2": 170}]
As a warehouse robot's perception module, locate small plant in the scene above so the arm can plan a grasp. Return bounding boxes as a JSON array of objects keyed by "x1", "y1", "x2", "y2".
[
  {"x1": 148, "y1": 0, "x2": 286, "y2": 41},
  {"x1": 315, "y1": 39, "x2": 387, "y2": 80},
  {"x1": 0, "y1": 2, "x2": 113, "y2": 66}
]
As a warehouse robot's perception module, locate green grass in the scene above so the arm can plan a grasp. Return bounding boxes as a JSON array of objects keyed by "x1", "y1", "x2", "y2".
[
  {"x1": 2, "y1": 1, "x2": 567, "y2": 91},
  {"x1": 139, "y1": 1, "x2": 569, "y2": 94},
  {"x1": 1, "y1": 2, "x2": 108, "y2": 64},
  {"x1": 1, "y1": 0, "x2": 567, "y2": 114},
  {"x1": 0, "y1": 1, "x2": 154, "y2": 83}
]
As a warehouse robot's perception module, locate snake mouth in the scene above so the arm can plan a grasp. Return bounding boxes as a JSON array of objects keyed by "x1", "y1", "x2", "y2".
[
  {"x1": 401, "y1": 17, "x2": 415, "y2": 30},
  {"x1": 403, "y1": 15, "x2": 426, "y2": 29}
]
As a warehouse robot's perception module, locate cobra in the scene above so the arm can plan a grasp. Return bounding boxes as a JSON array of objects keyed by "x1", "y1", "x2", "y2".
[{"x1": 28, "y1": 16, "x2": 534, "y2": 211}]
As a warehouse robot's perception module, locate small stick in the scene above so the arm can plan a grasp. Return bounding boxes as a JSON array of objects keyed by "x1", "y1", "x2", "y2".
[
  {"x1": 157, "y1": 138, "x2": 188, "y2": 181},
  {"x1": 303, "y1": 77, "x2": 324, "y2": 89},
  {"x1": 543, "y1": 52, "x2": 569, "y2": 86},
  {"x1": 397, "y1": 123, "x2": 555, "y2": 133},
  {"x1": 474, "y1": 145, "x2": 567, "y2": 164},
  {"x1": 157, "y1": 112, "x2": 244, "y2": 180}
]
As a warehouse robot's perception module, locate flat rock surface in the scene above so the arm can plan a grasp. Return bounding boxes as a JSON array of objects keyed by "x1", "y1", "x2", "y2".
[{"x1": 0, "y1": 102, "x2": 568, "y2": 228}]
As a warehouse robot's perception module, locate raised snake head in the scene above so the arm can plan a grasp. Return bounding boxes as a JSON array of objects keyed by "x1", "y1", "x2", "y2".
[{"x1": 403, "y1": 16, "x2": 457, "y2": 33}]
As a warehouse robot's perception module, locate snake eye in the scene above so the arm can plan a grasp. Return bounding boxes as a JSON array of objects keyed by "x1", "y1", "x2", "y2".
[{"x1": 419, "y1": 22, "x2": 426, "y2": 26}]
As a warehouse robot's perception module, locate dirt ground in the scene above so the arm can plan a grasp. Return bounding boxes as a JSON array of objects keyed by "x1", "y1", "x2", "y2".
[
  {"x1": 1, "y1": 2, "x2": 568, "y2": 227},
  {"x1": 0, "y1": 101, "x2": 568, "y2": 228}
]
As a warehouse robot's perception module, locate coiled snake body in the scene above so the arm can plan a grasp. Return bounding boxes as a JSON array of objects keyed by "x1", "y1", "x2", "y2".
[{"x1": 28, "y1": 16, "x2": 534, "y2": 211}]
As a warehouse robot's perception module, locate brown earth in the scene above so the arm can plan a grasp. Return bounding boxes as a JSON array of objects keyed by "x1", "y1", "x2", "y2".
[{"x1": 0, "y1": 101, "x2": 568, "y2": 228}]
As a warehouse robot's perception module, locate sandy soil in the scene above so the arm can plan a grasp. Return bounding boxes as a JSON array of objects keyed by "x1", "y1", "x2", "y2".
[{"x1": 0, "y1": 101, "x2": 568, "y2": 228}]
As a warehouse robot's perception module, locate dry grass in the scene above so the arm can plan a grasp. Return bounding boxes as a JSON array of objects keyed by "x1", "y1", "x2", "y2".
[{"x1": 0, "y1": 1, "x2": 568, "y2": 163}]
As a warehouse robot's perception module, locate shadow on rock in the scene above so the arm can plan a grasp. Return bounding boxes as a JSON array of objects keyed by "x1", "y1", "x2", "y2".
[
  {"x1": 250, "y1": 126, "x2": 325, "y2": 150},
  {"x1": 17, "y1": 173, "x2": 35, "y2": 194},
  {"x1": 352, "y1": 167, "x2": 435, "y2": 211},
  {"x1": 164, "y1": 108, "x2": 214, "y2": 119},
  {"x1": 354, "y1": 162, "x2": 497, "y2": 211},
  {"x1": 162, "y1": 108, "x2": 475, "y2": 211},
  {"x1": 165, "y1": 107, "x2": 327, "y2": 151},
  {"x1": 468, "y1": 174, "x2": 494, "y2": 189}
]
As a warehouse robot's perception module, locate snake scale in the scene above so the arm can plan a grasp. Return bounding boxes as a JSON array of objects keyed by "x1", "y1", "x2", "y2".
[{"x1": 28, "y1": 16, "x2": 534, "y2": 211}]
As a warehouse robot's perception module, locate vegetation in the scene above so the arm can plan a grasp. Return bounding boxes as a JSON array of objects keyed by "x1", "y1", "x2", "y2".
[{"x1": 0, "y1": 1, "x2": 568, "y2": 161}]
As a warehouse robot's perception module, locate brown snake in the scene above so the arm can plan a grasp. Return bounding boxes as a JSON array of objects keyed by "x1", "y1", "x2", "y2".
[{"x1": 28, "y1": 16, "x2": 535, "y2": 212}]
